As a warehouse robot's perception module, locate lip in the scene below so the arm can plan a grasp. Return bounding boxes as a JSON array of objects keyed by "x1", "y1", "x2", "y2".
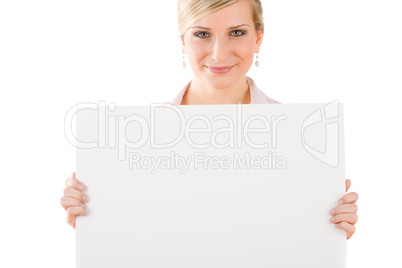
[{"x1": 207, "y1": 65, "x2": 234, "y2": 74}]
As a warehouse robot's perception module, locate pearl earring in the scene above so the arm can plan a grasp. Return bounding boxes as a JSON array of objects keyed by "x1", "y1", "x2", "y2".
[
  {"x1": 255, "y1": 53, "x2": 260, "y2": 67},
  {"x1": 182, "y1": 53, "x2": 186, "y2": 68}
]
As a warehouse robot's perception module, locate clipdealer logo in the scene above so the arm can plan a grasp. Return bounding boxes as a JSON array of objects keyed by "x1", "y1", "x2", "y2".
[
  {"x1": 301, "y1": 100, "x2": 340, "y2": 167},
  {"x1": 64, "y1": 101, "x2": 288, "y2": 173}
]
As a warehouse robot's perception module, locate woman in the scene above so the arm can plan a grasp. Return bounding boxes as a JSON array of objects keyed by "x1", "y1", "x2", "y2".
[{"x1": 60, "y1": 0, "x2": 359, "y2": 239}]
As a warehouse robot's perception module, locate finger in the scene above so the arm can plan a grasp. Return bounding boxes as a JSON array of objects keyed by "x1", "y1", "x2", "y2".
[
  {"x1": 330, "y1": 213, "x2": 358, "y2": 225},
  {"x1": 329, "y1": 203, "x2": 358, "y2": 216},
  {"x1": 72, "y1": 172, "x2": 76, "y2": 179},
  {"x1": 60, "y1": 196, "x2": 85, "y2": 211},
  {"x1": 66, "y1": 206, "x2": 87, "y2": 229},
  {"x1": 65, "y1": 177, "x2": 85, "y2": 191},
  {"x1": 337, "y1": 192, "x2": 359, "y2": 205},
  {"x1": 346, "y1": 179, "x2": 351, "y2": 192},
  {"x1": 63, "y1": 187, "x2": 88, "y2": 204},
  {"x1": 335, "y1": 222, "x2": 356, "y2": 240}
]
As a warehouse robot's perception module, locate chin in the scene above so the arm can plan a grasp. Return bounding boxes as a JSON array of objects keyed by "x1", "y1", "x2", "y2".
[
  {"x1": 205, "y1": 77, "x2": 237, "y2": 90},
  {"x1": 202, "y1": 70, "x2": 242, "y2": 89}
]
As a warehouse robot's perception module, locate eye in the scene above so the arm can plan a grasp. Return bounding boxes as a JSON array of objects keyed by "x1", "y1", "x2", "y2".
[
  {"x1": 231, "y1": 30, "x2": 246, "y2": 37},
  {"x1": 194, "y1": 31, "x2": 210, "y2": 39}
]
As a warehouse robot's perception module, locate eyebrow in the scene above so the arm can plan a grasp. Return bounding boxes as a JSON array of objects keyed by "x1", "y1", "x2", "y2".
[{"x1": 190, "y1": 24, "x2": 250, "y2": 30}]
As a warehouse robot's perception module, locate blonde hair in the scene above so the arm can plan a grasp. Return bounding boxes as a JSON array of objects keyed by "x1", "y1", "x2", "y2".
[{"x1": 177, "y1": 0, "x2": 264, "y2": 37}]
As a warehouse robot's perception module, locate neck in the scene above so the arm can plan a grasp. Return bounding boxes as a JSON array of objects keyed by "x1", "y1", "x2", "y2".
[{"x1": 181, "y1": 76, "x2": 251, "y2": 105}]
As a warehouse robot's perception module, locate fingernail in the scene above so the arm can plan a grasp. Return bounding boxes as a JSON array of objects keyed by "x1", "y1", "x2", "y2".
[
  {"x1": 331, "y1": 209, "x2": 335, "y2": 215},
  {"x1": 81, "y1": 203, "x2": 85, "y2": 208},
  {"x1": 338, "y1": 200, "x2": 343, "y2": 205},
  {"x1": 78, "y1": 184, "x2": 84, "y2": 190},
  {"x1": 82, "y1": 196, "x2": 87, "y2": 202},
  {"x1": 331, "y1": 216, "x2": 335, "y2": 221}
]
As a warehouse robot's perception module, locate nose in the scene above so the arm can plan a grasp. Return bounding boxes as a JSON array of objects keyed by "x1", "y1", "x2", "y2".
[{"x1": 211, "y1": 36, "x2": 231, "y2": 63}]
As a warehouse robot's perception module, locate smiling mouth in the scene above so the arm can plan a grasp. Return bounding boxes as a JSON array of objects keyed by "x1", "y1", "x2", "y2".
[{"x1": 206, "y1": 65, "x2": 234, "y2": 74}]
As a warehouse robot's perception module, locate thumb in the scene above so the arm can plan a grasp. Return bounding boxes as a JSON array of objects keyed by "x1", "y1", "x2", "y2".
[{"x1": 346, "y1": 179, "x2": 351, "y2": 192}]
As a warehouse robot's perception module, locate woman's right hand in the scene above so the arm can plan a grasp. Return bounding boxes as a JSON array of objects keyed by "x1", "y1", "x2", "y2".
[{"x1": 60, "y1": 172, "x2": 88, "y2": 229}]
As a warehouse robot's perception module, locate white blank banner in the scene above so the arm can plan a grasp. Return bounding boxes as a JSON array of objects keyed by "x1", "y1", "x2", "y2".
[{"x1": 75, "y1": 102, "x2": 346, "y2": 267}]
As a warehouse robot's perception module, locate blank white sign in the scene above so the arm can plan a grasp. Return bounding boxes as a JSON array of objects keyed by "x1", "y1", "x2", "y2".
[{"x1": 75, "y1": 102, "x2": 346, "y2": 268}]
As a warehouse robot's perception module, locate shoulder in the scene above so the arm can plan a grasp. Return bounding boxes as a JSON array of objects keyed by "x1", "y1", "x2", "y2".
[
  {"x1": 169, "y1": 80, "x2": 191, "y2": 105},
  {"x1": 261, "y1": 95, "x2": 281, "y2": 104},
  {"x1": 246, "y1": 76, "x2": 281, "y2": 104}
]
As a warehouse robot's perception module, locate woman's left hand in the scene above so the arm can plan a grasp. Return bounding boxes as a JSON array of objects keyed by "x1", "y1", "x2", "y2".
[{"x1": 329, "y1": 179, "x2": 359, "y2": 239}]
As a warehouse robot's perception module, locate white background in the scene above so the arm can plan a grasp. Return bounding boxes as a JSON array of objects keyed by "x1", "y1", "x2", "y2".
[{"x1": 0, "y1": 0, "x2": 401, "y2": 267}]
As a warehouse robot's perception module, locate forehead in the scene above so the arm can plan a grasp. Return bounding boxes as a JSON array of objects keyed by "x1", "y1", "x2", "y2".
[{"x1": 191, "y1": 0, "x2": 253, "y2": 29}]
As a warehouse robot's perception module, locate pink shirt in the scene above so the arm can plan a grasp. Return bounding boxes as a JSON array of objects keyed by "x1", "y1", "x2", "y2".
[{"x1": 170, "y1": 76, "x2": 280, "y2": 105}]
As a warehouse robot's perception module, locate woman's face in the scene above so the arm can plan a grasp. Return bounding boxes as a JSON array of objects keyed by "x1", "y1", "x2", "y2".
[{"x1": 181, "y1": 0, "x2": 264, "y2": 89}]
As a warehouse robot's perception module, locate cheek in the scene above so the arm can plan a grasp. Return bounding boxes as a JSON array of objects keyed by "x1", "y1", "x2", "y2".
[
  {"x1": 186, "y1": 42, "x2": 206, "y2": 61},
  {"x1": 234, "y1": 41, "x2": 255, "y2": 61}
]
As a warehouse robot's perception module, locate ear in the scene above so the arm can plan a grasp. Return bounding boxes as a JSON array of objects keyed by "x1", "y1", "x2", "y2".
[
  {"x1": 181, "y1": 35, "x2": 187, "y2": 54},
  {"x1": 254, "y1": 30, "x2": 264, "y2": 53}
]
